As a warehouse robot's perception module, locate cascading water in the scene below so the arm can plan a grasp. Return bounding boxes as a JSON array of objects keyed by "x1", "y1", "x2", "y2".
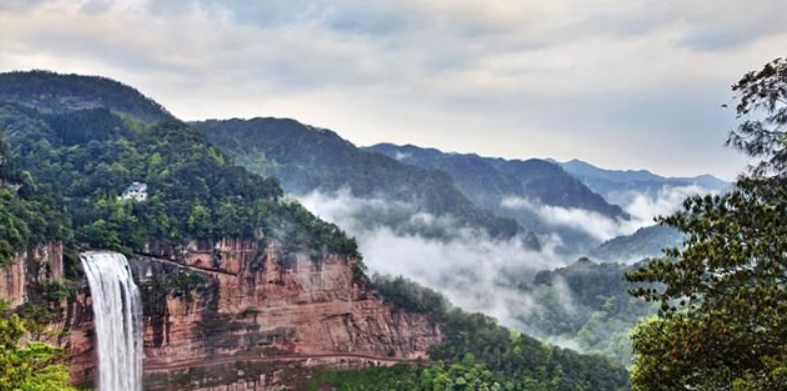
[{"x1": 80, "y1": 251, "x2": 143, "y2": 391}]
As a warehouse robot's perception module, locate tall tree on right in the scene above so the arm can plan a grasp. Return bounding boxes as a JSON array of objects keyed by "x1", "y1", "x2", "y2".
[{"x1": 626, "y1": 57, "x2": 787, "y2": 391}]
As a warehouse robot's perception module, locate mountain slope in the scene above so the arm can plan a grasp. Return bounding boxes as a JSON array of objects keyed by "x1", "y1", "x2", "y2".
[
  {"x1": 591, "y1": 224, "x2": 684, "y2": 262},
  {"x1": 517, "y1": 258, "x2": 656, "y2": 366},
  {"x1": 194, "y1": 118, "x2": 535, "y2": 243},
  {"x1": 368, "y1": 143, "x2": 626, "y2": 219},
  {"x1": 0, "y1": 70, "x2": 172, "y2": 123},
  {"x1": 0, "y1": 102, "x2": 357, "y2": 262}
]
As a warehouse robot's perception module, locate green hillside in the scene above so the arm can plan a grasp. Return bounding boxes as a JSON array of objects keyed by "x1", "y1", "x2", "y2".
[
  {"x1": 194, "y1": 118, "x2": 536, "y2": 243},
  {"x1": 0, "y1": 102, "x2": 358, "y2": 263}
]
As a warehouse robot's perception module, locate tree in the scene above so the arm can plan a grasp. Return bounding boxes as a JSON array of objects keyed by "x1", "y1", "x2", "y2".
[
  {"x1": 626, "y1": 57, "x2": 787, "y2": 390},
  {"x1": 0, "y1": 301, "x2": 77, "y2": 391}
]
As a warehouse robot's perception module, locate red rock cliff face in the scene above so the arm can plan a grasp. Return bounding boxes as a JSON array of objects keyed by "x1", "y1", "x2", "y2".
[
  {"x1": 51, "y1": 238, "x2": 441, "y2": 390},
  {"x1": 0, "y1": 242, "x2": 63, "y2": 308}
]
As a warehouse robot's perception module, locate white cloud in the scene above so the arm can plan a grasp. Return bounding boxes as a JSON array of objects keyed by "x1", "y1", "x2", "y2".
[
  {"x1": 297, "y1": 189, "x2": 567, "y2": 326},
  {"x1": 501, "y1": 185, "x2": 717, "y2": 242}
]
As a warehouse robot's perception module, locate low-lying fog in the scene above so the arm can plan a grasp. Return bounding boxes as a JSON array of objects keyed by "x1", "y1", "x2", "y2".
[{"x1": 297, "y1": 185, "x2": 714, "y2": 346}]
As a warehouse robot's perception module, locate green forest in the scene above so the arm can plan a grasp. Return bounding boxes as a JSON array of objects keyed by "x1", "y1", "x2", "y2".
[{"x1": 0, "y1": 103, "x2": 359, "y2": 263}]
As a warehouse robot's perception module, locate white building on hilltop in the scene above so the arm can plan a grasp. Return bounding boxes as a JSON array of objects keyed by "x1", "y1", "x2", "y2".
[{"x1": 119, "y1": 182, "x2": 148, "y2": 202}]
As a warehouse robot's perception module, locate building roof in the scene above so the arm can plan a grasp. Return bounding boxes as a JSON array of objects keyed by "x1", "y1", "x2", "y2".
[{"x1": 125, "y1": 182, "x2": 147, "y2": 192}]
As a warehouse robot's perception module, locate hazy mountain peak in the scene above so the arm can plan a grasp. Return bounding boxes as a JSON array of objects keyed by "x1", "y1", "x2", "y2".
[{"x1": 0, "y1": 70, "x2": 172, "y2": 123}]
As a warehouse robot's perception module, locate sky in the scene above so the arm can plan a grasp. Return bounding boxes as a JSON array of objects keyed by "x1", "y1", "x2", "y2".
[{"x1": 1, "y1": 0, "x2": 785, "y2": 179}]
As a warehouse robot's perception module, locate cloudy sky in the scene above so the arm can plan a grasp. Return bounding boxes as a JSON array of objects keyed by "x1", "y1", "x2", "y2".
[{"x1": 2, "y1": 0, "x2": 785, "y2": 179}]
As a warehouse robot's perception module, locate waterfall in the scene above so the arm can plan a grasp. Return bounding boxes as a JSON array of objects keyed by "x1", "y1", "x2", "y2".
[{"x1": 81, "y1": 251, "x2": 143, "y2": 391}]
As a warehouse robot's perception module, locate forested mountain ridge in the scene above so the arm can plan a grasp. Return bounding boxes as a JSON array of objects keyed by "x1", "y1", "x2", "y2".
[
  {"x1": 0, "y1": 70, "x2": 172, "y2": 123},
  {"x1": 367, "y1": 143, "x2": 626, "y2": 219},
  {"x1": 194, "y1": 118, "x2": 537, "y2": 243},
  {"x1": 0, "y1": 102, "x2": 358, "y2": 265}
]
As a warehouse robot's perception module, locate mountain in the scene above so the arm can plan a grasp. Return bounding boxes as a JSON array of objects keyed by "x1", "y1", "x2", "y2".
[
  {"x1": 365, "y1": 143, "x2": 628, "y2": 253},
  {"x1": 194, "y1": 118, "x2": 536, "y2": 244},
  {"x1": 0, "y1": 71, "x2": 631, "y2": 389},
  {"x1": 368, "y1": 144, "x2": 626, "y2": 219},
  {"x1": 591, "y1": 224, "x2": 684, "y2": 263},
  {"x1": 559, "y1": 158, "x2": 730, "y2": 206},
  {"x1": 0, "y1": 70, "x2": 172, "y2": 123}
]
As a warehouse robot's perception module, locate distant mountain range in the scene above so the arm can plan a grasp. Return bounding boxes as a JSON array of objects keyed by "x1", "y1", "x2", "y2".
[
  {"x1": 365, "y1": 144, "x2": 632, "y2": 253},
  {"x1": 557, "y1": 158, "x2": 730, "y2": 206},
  {"x1": 366, "y1": 144, "x2": 626, "y2": 219}
]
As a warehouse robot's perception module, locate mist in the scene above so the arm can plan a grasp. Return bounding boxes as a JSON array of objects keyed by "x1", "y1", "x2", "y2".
[
  {"x1": 295, "y1": 184, "x2": 714, "y2": 350},
  {"x1": 297, "y1": 188, "x2": 565, "y2": 326},
  {"x1": 501, "y1": 184, "x2": 714, "y2": 243}
]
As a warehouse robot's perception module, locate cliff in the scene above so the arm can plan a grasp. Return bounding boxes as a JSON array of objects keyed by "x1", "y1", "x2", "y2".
[
  {"x1": 0, "y1": 242, "x2": 63, "y2": 308},
  {"x1": 1, "y1": 238, "x2": 441, "y2": 390}
]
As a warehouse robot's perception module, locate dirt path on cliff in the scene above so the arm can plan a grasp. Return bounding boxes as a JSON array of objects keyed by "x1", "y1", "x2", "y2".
[{"x1": 135, "y1": 253, "x2": 238, "y2": 277}]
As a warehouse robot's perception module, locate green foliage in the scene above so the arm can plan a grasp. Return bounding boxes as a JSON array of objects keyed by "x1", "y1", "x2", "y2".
[
  {"x1": 497, "y1": 259, "x2": 656, "y2": 367},
  {"x1": 309, "y1": 360, "x2": 503, "y2": 391},
  {"x1": 430, "y1": 310, "x2": 629, "y2": 391},
  {"x1": 0, "y1": 131, "x2": 70, "y2": 267},
  {"x1": 626, "y1": 57, "x2": 787, "y2": 391},
  {"x1": 0, "y1": 301, "x2": 77, "y2": 391},
  {"x1": 372, "y1": 274, "x2": 450, "y2": 321},
  {"x1": 0, "y1": 105, "x2": 358, "y2": 260}
]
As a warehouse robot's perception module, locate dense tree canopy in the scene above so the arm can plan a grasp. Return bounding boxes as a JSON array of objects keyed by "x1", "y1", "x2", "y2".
[
  {"x1": 0, "y1": 301, "x2": 77, "y2": 391},
  {"x1": 0, "y1": 104, "x2": 358, "y2": 261},
  {"x1": 0, "y1": 131, "x2": 69, "y2": 267},
  {"x1": 626, "y1": 57, "x2": 787, "y2": 390}
]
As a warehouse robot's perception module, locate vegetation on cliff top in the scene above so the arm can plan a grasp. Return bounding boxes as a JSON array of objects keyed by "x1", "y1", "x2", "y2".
[
  {"x1": 0, "y1": 130, "x2": 69, "y2": 267},
  {"x1": 0, "y1": 101, "x2": 359, "y2": 263}
]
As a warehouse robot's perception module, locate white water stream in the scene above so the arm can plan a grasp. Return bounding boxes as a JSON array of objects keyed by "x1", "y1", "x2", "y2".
[{"x1": 81, "y1": 251, "x2": 143, "y2": 391}]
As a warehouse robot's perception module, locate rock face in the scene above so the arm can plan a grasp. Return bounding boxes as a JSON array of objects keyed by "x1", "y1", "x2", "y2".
[
  {"x1": 4, "y1": 238, "x2": 441, "y2": 390},
  {"x1": 0, "y1": 242, "x2": 63, "y2": 307}
]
